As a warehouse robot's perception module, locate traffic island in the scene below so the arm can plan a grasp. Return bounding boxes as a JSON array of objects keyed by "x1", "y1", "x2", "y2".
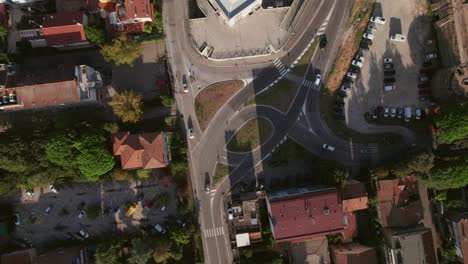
[
  {"x1": 244, "y1": 79, "x2": 299, "y2": 113},
  {"x1": 226, "y1": 117, "x2": 273, "y2": 152}
]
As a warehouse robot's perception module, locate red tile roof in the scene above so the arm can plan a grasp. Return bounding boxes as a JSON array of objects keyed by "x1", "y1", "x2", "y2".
[
  {"x1": 340, "y1": 181, "x2": 368, "y2": 212},
  {"x1": 377, "y1": 176, "x2": 423, "y2": 227},
  {"x1": 121, "y1": 0, "x2": 153, "y2": 20},
  {"x1": 267, "y1": 188, "x2": 344, "y2": 243},
  {"x1": 112, "y1": 131, "x2": 169, "y2": 170},
  {"x1": 332, "y1": 243, "x2": 378, "y2": 264},
  {"x1": 41, "y1": 12, "x2": 87, "y2": 46}
]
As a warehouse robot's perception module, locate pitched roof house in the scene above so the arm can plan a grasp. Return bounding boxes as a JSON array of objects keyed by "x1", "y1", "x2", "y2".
[
  {"x1": 447, "y1": 213, "x2": 468, "y2": 263},
  {"x1": 377, "y1": 176, "x2": 423, "y2": 227},
  {"x1": 340, "y1": 180, "x2": 368, "y2": 212},
  {"x1": 101, "y1": 0, "x2": 154, "y2": 34},
  {"x1": 112, "y1": 131, "x2": 170, "y2": 170},
  {"x1": 266, "y1": 187, "x2": 344, "y2": 243},
  {"x1": 331, "y1": 243, "x2": 378, "y2": 264}
]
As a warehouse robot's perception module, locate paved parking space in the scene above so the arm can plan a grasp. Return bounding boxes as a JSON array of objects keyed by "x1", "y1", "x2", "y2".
[
  {"x1": 12, "y1": 178, "x2": 177, "y2": 245},
  {"x1": 346, "y1": 0, "x2": 432, "y2": 123}
]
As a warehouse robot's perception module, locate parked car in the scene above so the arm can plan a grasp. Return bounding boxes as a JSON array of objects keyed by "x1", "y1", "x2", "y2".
[
  {"x1": 415, "y1": 108, "x2": 422, "y2": 120},
  {"x1": 346, "y1": 71, "x2": 357, "y2": 79},
  {"x1": 384, "y1": 70, "x2": 396, "y2": 76},
  {"x1": 360, "y1": 41, "x2": 369, "y2": 50},
  {"x1": 390, "y1": 34, "x2": 406, "y2": 42},
  {"x1": 370, "y1": 16, "x2": 386, "y2": 24},
  {"x1": 384, "y1": 107, "x2": 390, "y2": 117},
  {"x1": 43, "y1": 206, "x2": 53, "y2": 215},
  {"x1": 125, "y1": 203, "x2": 138, "y2": 217},
  {"x1": 78, "y1": 210, "x2": 86, "y2": 219},
  {"x1": 384, "y1": 63, "x2": 393, "y2": 69},
  {"x1": 397, "y1": 108, "x2": 403, "y2": 119},
  {"x1": 419, "y1": 89, "x2": 428, "y2": 95},
  {"x1": 390, "y1": 107, "x2": 397, "y2": 118},
  {"x1": 314, "y1": 74, "x2": 322, "y2": 86},
  {"x1": 355, "y1": 55, "x2": 365, "y2": 62},
  {"x1": 79, "y1": 228, "x2": 90, "y2": 239},
  {"x1": 14, "y1": 213, "x2": 20, "y2": 226},
  {"x1": 154, "y1": 224, "x2": 167, "y2": 234},
  {"x1": 367, "y1": 23, "x2": 377, "y2": 32},
  {"x1": 363, "y1": 33, "x2": 374, "y2": 40},
  {"x1": 227, "y1": 208, "x2": 233, "y2": 220},
  {"x1": 371, "y1": 107, "x2": 378, "y2": 119},
  {"x1": 383, "y1": 85, "x2": 396, "y2": 92},
  {"x1": 384, "y1": 58, "x2": 392, "y2": 64},
  {"x1": 340, "y1": 85, "x2": 351, "y2": 94},
  {"x1": 49, "y1": 185, "x2": 59, "y2": 194},
  {"x1": 322, "y1": 144, "x2": 335, "y2": 152},
  {"x1": 384, "y1": 77, "x2": 396, "y2": 83},
  {"x1": 205, "y1": 182, "x2": 211, "y2": 193},
  {"x1": 425, "y1": 53, "x2": 437, "y2": 60},
  {"x1": 404, "y1": 106, "x2": 412, "y2": 122},
  {"x1": 352, "y1": 60, "x2": 363, "y2": 68}
]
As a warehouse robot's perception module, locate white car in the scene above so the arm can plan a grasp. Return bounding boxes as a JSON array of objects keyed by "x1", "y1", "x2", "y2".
[
  {"x1": 227, "y1": 208, "x2": 233, "y2": 220},
  {"x1": 390, "y1": 108, "x2": 397, "y2": 118},
  {"x1": 154, "y1": 224, "x2": 167, "y2": 234},
  {"x1": 415, "y1": 108, "x2": 422, "y2": 120},
  {"x1": 384, "y1": 58, "x2": 392, "y2": 64},
  {"x1": 346, "y1": 71, "x2": 357, "y2": 79},
  {"x1": 367, "y1": 23, "x2": 377, "y2": 32},
  {"x1": 390, "y1": 34, "x2": 406, "y2": 42},
  {"x1": 351, "y1": 60, "x2": 363, "y2": 68},
  {"x1": 355, "y1": 55, "x2": 365, "y2": 62},
  {"x1": 425, "y1": 53, "x2": 437, "y2": 60},
  {"x1": 182, "y1": 75, "x2": 188, "y2": 93},
  {"x1": 78, "y1": 210, "x2": 85, "y2": 219},
  {"x1": 160, "y1": 206, "x2": 166, "y2": 212},
  {"x1": 43, "y1": 206, "x2": 53, "y2": 215},
  {"x1": 322, "y1": 144, "x2": 335, "y2": 152},
  {"x1": 314, "y1": 74, "x2": 322, "y2": 86},
  {"x1": 79, "y1": 228, "x2": 90, "y2": 239},
  {"x1": 50, "y1": 185, "x2": 59, "y2": 194},
  {"x1": 363, "y1": 33, "x2": 374, "y2": 40},
  {"x1": 26, "y1": 189, "x2": 33, "y2": 197},
  {"x1": 188, "y1": 128, "x2": 194, "y2": 139},
  {"x1": 340, "y1": 85, "x2": 351, "y2": 94},
  {"x1": 370, "y1": 16, "x2": 386, "y2": 24},
  {"x1": 384, "y1": 107, "x2": 390, "y2": 117}
]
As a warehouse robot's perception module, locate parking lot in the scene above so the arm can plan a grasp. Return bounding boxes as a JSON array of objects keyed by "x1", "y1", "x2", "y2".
[
  {"x1": 12, "y1": 178, "x2": 177, "y2": 245},
  {"x1": 344, "y1": 0, "x2": 435, "y2": 124}
]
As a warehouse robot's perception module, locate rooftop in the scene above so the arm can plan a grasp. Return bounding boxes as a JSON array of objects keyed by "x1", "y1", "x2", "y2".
[
  {"x1": 215, "y1": 0, "x2": 258, "y2": 19},
  {"x1": 448, "y1": 213, "x2": 468, "y2": 261},
  {"x1": 331, "y1": 243, "x2": 378, "y2": 264},
  {"x1": 340, "y1": 180, "x2": 368, "y2": 212},
  {"x1": 384, "y1": 227, "x2": 437, "y2": 264},
  {"x1": 267, "y1": 187, "x2": 344, "y2": 242}
]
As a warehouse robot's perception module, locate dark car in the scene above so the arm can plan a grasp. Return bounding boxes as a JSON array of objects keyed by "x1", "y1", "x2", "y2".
[
  {"x1": 384, "y1": 70, "x2": 396, "y2": 76},
  {"x1": 103, "y1": 207, "x2": 111, "y2": 216},
  {"x1": 418, "y1": 83, "x2": 429, "y2": 88},
  {"x1": 111, "y1": 206, "x2": 120, "y2": 216},
  {"x1": 384, "y1": 77, "x2": 396, "y2": 83},
  {"x1": 384, "y1": 63, "x2": 394, "y2": 69},
  {"x1": 360, "y1": 41, "x2": 369, "y2": 50},
  {"x1": 319, "y1": 34, "x2": 328, "y2": 49}
]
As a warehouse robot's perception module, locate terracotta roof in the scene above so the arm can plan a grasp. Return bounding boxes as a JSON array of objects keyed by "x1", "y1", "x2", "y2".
[
  {"x1": 41, "y1": 12, "x2": 87, "y2": 46},
  {"x1": 340, "y1": 181, "x2": 368, "y2": 212},
  {"x1": 42, "y1": 12, "x2": 84, "y2": 27},
  {"x1": 6, "y1": 81, "x2": 80, "y2": 109},
  {"x1": 331, "y1": 243, "x2": 378, "y2": 264},
  {"x1": 267, "y1": 188, "x2": 344, "y2": 242},
  {"x1": 377, "y1": 176, "x2": 423, "y2": 227},
  {"x1": 123, "y1": 22, "x2": 146, "y2": 33},
  {"x1": 121, "y1": 0, "x2": 153, "y2": 20},
  {"x1": 112, "y1": 132, "x2": 169, "y2": 170}
]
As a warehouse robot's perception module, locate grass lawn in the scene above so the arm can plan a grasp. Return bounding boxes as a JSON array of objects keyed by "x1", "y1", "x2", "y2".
[
  {"x1": 320, "y1": 90, "x2": 403, "y2": 145},
  {"x1": 244, "y1": 79, "x2": 298, "y2": 113},
  {"x1": 195, "y1": 80, "x2": 244, "y2": 130},
  {"x1": 291, "y1": 37, "x2": 318, "y2": 77},
  {"x1": 213, "y1": 163, "x2": 231, "y2": 186},
  {"x1": 227, "y1": 117, "x2": 273, "y2": 152}
]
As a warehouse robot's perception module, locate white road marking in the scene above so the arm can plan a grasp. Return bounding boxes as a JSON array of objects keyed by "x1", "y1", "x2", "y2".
[
  {"x1": 273, "y1": 58, "x2": 288, "y2": 76},
  {"x1": 204, "y1": 227, "x2": 225, "y2": 238}
]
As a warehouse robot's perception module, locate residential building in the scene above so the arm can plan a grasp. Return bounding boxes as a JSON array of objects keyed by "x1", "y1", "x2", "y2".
[
  {"x1": 377, "y1": 176, "x2": 424, "y2": 227},
  {"x1": 231, "y1": 195, "x2": 262, "y2": 247},
  {"x1": 1, "y1": 246, "x2": 88, "y2": 264},
  {"x1": 112, "y1": 131, "x2": 171, "y2": 170},
  {"x1": 266, "y1": 187, "x2": 344, "y2": 243},
  {"x1": 383, "y1": 226, "x2": 437, "y2": 264},
  {"x1": 339, "y1": 181, "x2": 369, "y2": 242},
  {"x1": 290, "y1": 237, "x2": 331, "y2": 264},
  {"x1": 1, "y1": 249, "x2": 37, "y2": 264},
  {"x1": 210, "y1": 0, "x2": 262, "y2": 26},
  {"x1": 331, "y1": 243, "x2": 378, "y2": 264},
  {"x1": 0, "y1": 64, "x2": 101, "y2": 111},
  {"x1": 447, "y1": 212, "x2": 468, "y2": 263},
  {"x1": 19, "y1": 12, "x2": 89, "y2": 48},
  {"x1": 100, "y1": 0, "x2": 154, "y2": 34}
]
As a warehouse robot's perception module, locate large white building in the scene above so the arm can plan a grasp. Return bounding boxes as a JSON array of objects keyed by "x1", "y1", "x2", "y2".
[{"x1": 211, "y1": 0, "x2": 262, "y2": 26}]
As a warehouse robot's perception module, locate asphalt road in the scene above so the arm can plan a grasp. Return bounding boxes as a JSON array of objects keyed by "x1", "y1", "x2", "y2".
[{"x1": 163, "y1": 0, "x2": 414, "y2": 263}]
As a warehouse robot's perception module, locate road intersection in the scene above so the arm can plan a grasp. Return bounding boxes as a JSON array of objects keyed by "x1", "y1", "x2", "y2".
[{"x1": 163, "y1": 0, "x2": 415, "y2": 262}]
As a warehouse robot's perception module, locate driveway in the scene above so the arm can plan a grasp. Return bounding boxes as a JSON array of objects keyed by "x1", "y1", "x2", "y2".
[{"x1": 12, "y1": 178, "x2": 177, "y2": 246}]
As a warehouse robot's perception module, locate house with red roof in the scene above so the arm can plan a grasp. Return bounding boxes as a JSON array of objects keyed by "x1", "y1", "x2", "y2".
[
  {"x1": 19, "y1": 12, "x2": 89, "y2": 48},
  {"x1": 266, "y1": 187, "x2": 344, "y2": 243},
  {"x1": 339, "y1": 180, "x2": 369, "y2": 242},
  {"x1": 331, "y1": 243, "x2": 378, "y2": 264},
  {"x1": 447, "y1": 212, "x2": 468, "y2": 263},
  {"x1": 112, "y1": 131, "x2": 171, "y2": 170},
  {"x1": 376, "y1": 176, "x2": 423, "y2": 227},
  {"x1": 99, "y1": 0, "x2": 154, "y2": 34}
]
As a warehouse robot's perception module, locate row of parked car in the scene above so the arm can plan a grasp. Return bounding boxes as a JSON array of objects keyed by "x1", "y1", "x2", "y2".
[{"x1": 370, "y1": 106, "x2": 423, "y2": 122}]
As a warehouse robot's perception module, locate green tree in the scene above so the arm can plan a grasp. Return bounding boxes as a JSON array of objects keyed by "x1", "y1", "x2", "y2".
[
  {"x1": 153, "y1": 11, "x2": 163, "y2": 33},
  {"x1": 422, "y1": 157, "x2": 468, "y2": 190},
  {"x1": 391, "y1": 151, "x2": 434, "y2": 178},
  {"x1": 0, "y1": 24, "x2": 7, "y2": 40},
  {"x1": 160, "y1": 95, "x2": 175, "y2": 107},
  {"x1": 436, "y1": 106, "x2": 468, "y2": 144},
  {"x1": 136, "y1": 169, "x2": 152, "y2": 179},
  {"x1": 85, "y1": 26, "x2": 105, "y2": 45},
  {"x1": 45, "y1": 134, "x2": 77, "y2": 169},
  {"x1": 128, "y1": 238, "x2": 153, "y2": 264},
  {"x1": 108, "y1": 90, "x2": 143, "y2": 123},
  {"x1": 169, "y1": 226, "x2": 191, "y2": 245},
  {"x1": 95, "y1": 241, "x2": 122, "y2": 264},
  {"x1": 101, "y1": 34, "x2": 142, "y2": 66},
  {"x1": 152, "y1": 239, "x2": 173, "y2": 263}
]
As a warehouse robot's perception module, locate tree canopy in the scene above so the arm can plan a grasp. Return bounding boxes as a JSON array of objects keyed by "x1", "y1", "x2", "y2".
[
  {"x1": 85, "y1": 25, "x2": 105, "y2": 45},
  {"x1": 95, "y1": 241, "x2": 122, "y2": 264},
  {"x1": 436, "y1": 105, "x2": 468, "y2": 144},
  {"x1": 422, "y1": 156, "x2": 468, "y2": 190},
  {"x1": 108, "y1": 90, "x2": 143, "y2": 123},
  {"x1": 100, "y1": 34, "x2": 142, "y2": 66}
]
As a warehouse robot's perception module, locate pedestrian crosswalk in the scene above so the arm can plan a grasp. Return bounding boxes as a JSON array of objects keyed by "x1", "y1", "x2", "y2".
[
  {"x1": 317, "y1": 19, "x2": 329, "y2": 35},
  {"x1": 204, "y1": 227, "x2": 225, "y2": 238},
  {"x1": 302, "y1": 79, "x2": 320, "y2": 91},
  {"x1": 273, "y1": 58, "x2": 289, "y2": 76}
]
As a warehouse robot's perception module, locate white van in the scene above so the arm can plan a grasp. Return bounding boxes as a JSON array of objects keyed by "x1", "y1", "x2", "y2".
[
  {"x1": 404, "y1": 106, "x2": 412, "y2": 122},
  {"x1": 383, "y1": 85, "x2": 396, "y2": 91},
  {"x1": 391, "y1": 34, "x2": 406, "y2": 42}
]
